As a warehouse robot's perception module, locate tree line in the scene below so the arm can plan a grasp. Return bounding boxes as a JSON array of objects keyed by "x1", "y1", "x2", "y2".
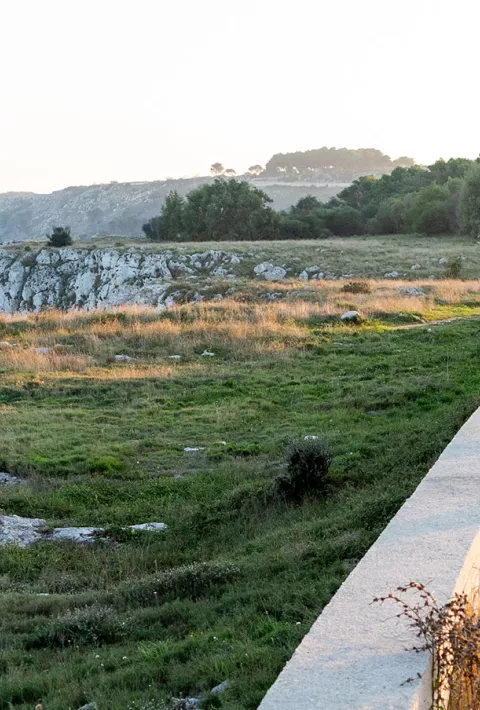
[{"x1": 142, "y1": 158, "x2": 480, "y2": 242}]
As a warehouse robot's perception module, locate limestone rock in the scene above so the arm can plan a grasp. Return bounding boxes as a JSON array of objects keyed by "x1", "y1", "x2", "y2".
[
  {"x1": 396, "y1": 286, "x2": 425, "y2": 296},
  {"x1": 51, "y1": 527, "x2": 100, "y2": 543},
  {"x1": 0, "y1": 472, "x2": 22, "y2": 485},
  {"x1": 384, "y1": 271, "x2": 400, "y2": 278},
  {"x1": 340, "y1": 310, "x2": 362, "y2": 323},
  {"x1": 411, "y1": 263, "x2": 421, "y2": 270},
  {"x1": 438, "y1": 257, "x2": 448, "y2": 265},
  {"x1": 0, "y1": 515, "x2": 46, "y2": 547}
]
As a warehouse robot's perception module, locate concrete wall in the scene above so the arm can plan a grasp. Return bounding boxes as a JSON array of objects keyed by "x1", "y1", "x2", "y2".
[{"x1": 259, "y1": 408, "x2": 480, "y2": 710}]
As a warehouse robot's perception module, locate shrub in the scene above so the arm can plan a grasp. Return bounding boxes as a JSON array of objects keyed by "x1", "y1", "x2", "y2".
[
  {"x1": 46, "y1": 226, "x2": 73, "y2": 247},
  {"x1": 275, "y1": 438, "x2": 332, "y2": 501},
  {"x1": 29, "y1": 604, "x2": 129, "y2": 648},
  {"x1": 341, "y1": 281, "x2": 371, "y2": 294},
  {"x1": 115, "y1": 561, "x2": 241, "y2": 607},
  {"x1": 443, "y1": 256, "x2": 463, "y2": 279}
]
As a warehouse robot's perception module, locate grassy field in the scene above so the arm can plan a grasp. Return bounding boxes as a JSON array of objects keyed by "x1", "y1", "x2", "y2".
[
  {"x1": 1, "y1": 275, "x2": 480, "y2": 709},
  {"x1": 6, "y1": 233, "x2": 480, "y2": 280}
]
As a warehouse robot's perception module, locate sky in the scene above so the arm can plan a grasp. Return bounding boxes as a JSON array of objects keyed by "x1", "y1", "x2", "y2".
[{"x1": 1, "y1": 0, "x2": 479, "y2": 193}]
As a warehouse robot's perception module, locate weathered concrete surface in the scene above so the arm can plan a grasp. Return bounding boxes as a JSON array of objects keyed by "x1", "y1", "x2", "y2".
[{"x1": 259, "y1": 408, "x2": 480, "y2": 710}]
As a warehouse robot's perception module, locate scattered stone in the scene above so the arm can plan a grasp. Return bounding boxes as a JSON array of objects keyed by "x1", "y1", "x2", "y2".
[
  {"x1": 384, "y1": 271, "x2": 400, "y2": 278},
  {"x1": 254, "y1": 261, "x2": 274, "y2": 275},
  {"x1": 200, "y1": 350, "x2": 215, "y2": 357},
  {"x1": 34, "y1": 347, "x2": 50, "y2": 355},
  {"x1": 184, "y1": 447, "x2": 206, "y2": 452},
  {"x1": 0, "y1": 341, "x2": 15, "y2": 348},
  {"x1": 77, "y1": 703, "x2": 98, "y2": 710},
  {"x1": 167, "y1": 355, "x2": 182, "y2": 360},
  {"x1": 299, "y1": 270, "x2": 308, "y2": 280},
  {"x1": 0, "y1": 516, "x2": 167, "y2": 547},
  {"x1": 254, "y1": 263, "x2": 287, "y2": 281},
  {"x1": 210, "y1": 267, "x2": 229, "y2": 278},
  {"x1": 395, "y1": 286, "x2": 425, "y2": 296},
  {"x1": 304, "y1": 435, "x2": 319, "y2": 440},
  {"x1": 0, "y1": 515, "x2": 46, "y2": 547},
  {"x1": 51, "y1": 527, "x2": 100, "y2": 543},
  {"x1": 172, "y1": 699, "x2": 200, "y2": 710},
  {"x1": 0, "y1": 472, "x2": 22, "y2": 485},
  {"x1": 230, "y1": 255, "x2": 241, "y2": 264},
  {"x1": 306, "y1": 265, "x2": 322, "y2": 274},
  {"x1": 411, "y1": 263, "x2": 421, "y2": 270},
  {"x1": 340, "y1": 310, "x2": 362, "y2": 323},
  {"x1": 114, "y1": 354, "x2": 134, "y2": 362},
  {"x1": 438, "y1": 257, "x2": 448, "y2": 265},
  {"x1": 212, "y1": 293, "x2": 223, "y2": 301},
  {"x1": 130, "y1": 522, "x2": 168, "y2": 532},
  {"x1": 211, "y1": 680, "x2": 230, "y2": 694}
]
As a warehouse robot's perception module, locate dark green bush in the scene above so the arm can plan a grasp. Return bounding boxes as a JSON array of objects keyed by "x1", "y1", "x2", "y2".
[
  {"x1": 46, "y1": 226, "x2": 73, "y2": 248},
  {"x1": 443, "y1": 256, "x2": 463, "y2": 279},
  {"x1": 275, "y1": 438, "x2": 332, "y2": 501}
]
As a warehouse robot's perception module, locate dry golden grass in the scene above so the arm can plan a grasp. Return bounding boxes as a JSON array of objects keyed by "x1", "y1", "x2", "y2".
[{"x1": 1, "y1": 279, "x2": 480, "y2": 375}]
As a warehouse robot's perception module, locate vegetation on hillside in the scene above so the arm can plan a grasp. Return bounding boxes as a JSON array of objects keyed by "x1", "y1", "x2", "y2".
[
  {"x1": 143, "y1": 159, "x2": 480, "y2": 242},
  {"x1": 2, "y1": 281, "x2": 480, "y2": 708},
  {"x1": 46, "y1": 226, "x2": 73, "y2": 248}
]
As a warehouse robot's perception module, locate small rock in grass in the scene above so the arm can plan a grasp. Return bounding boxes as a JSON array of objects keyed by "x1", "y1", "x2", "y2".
[
  {"x1": 340, "y1": 310, "x2": 362, "y2": 323},
  {"x1": 77, "y1": 704, "x2": 98, "y2": 710},
  {"x1": 184, "y1": 447, "x2": 206, "y2": 452},
  {"x1": 34, "y1": 347, "x2": 50, "y2": 354},
  {"x1": 114, "y1": 354, "x2": 133, "y2": 361},
  {"x1": 395, "y1": 286, "x2": 425, "y2": 296},
  {"x1": 211, "y1": 680, "x2": 230, "y2": 694},
  {"x1": 167, "y1": 355, "x2": 182, "y2": 360},
  {"x1": 0, "y1": 515, "x2": 46, "y2": 547},
  {"x1": 438, "y1": 257, "x2": 448, "y2": 265},
  {"x1": 411, "y1": 263, "x2": 421, "y2": 270},
  {"x1": 200, "y1": 350, "x2": 215, "y2": 357},
  {"x1": 51, "y1": 527, "x2": 101, "y2": 543},
  {"x1": 174, "y1": 700, "x2": 200, "y2": 709},
  {"x1": 0, "y1": 472, "x2": 22, "y2": 485},
  {"x1": 304, "y1": 435, "x2": 319, "y2": 440},
  {"x1": 0, "y1": 341, "x2": 15, "y2": 349},
  {"x1": 384, "y1": 271, "x2": 399, "y2": 278},
  {"x1": 230, "y1": 255, "x2": 241, "y2": 264},
  {"x1": 129, "y1": 522, "x2": 167, "y2": 532},
  {"x1": 299, "y1": 270, "x2": 309, "y2": 280}
]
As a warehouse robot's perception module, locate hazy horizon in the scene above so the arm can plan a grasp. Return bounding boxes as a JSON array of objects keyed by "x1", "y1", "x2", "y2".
[{"x1": 1, "y1": 0, "x2": 479, "y2": 194}]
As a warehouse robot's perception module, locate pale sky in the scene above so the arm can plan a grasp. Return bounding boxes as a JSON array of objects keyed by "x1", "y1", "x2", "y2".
[{"x1": 1, "y1": 0, "x2": 479, "y2": 193}]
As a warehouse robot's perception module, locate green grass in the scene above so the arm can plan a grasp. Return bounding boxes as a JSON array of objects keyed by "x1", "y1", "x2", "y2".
[{"x1": 1, "y1": 307, "x2": 480, "y2": 709}]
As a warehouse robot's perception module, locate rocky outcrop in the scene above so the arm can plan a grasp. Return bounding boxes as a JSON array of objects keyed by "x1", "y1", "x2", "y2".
[
  {"x1": 0, "y1": 514, "x2": 167, "y2": 547},
  {"x1": 0, "y1": 247, "x2": 240, "y2": 312}
]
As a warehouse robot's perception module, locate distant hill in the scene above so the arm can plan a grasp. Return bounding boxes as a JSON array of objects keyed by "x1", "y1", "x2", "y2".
[
  {"x1": 0, "y1": 147, "x2": 415, "y2": 242},
  {"x1": 0, "y1": 178, "x2": 342, "y2": 242},
  {"x1": 263, "y1": 147, "x2": 414, "y2": 180}
]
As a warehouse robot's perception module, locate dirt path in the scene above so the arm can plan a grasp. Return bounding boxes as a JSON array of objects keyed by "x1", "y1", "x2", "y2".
[{"x1": 391, "y1": 313, "x2": 480, "y2": 330}]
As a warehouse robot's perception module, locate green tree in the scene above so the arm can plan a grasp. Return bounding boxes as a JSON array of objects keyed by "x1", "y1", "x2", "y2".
[
  {"x1": 182, "y1": 178, "x2": 278, "y2": 241},
  {"x1": 247, "y1": 164, "x2": 264, "y2": 176},
  {"x1": 324, "y1": 206, "x2": 364, "y2": 236},
  {"x1": 210, "y1": 163, "x2": 224, "y2": 176},
  {"x1": 46, "y1": 226, "x2": 73, "y2": 247},
  {"x1": 291, "y1": 195, "x2": 323, "y2": 215},
  {"x1": 405, "y1": 184, "x2": 450, "y2": 235},
  {"x1": 142, "y1": 191, "x2": 185, "y2": 241},
  {"x1": 460, "y1": 165, "x2": 480, "y2": 237}
]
